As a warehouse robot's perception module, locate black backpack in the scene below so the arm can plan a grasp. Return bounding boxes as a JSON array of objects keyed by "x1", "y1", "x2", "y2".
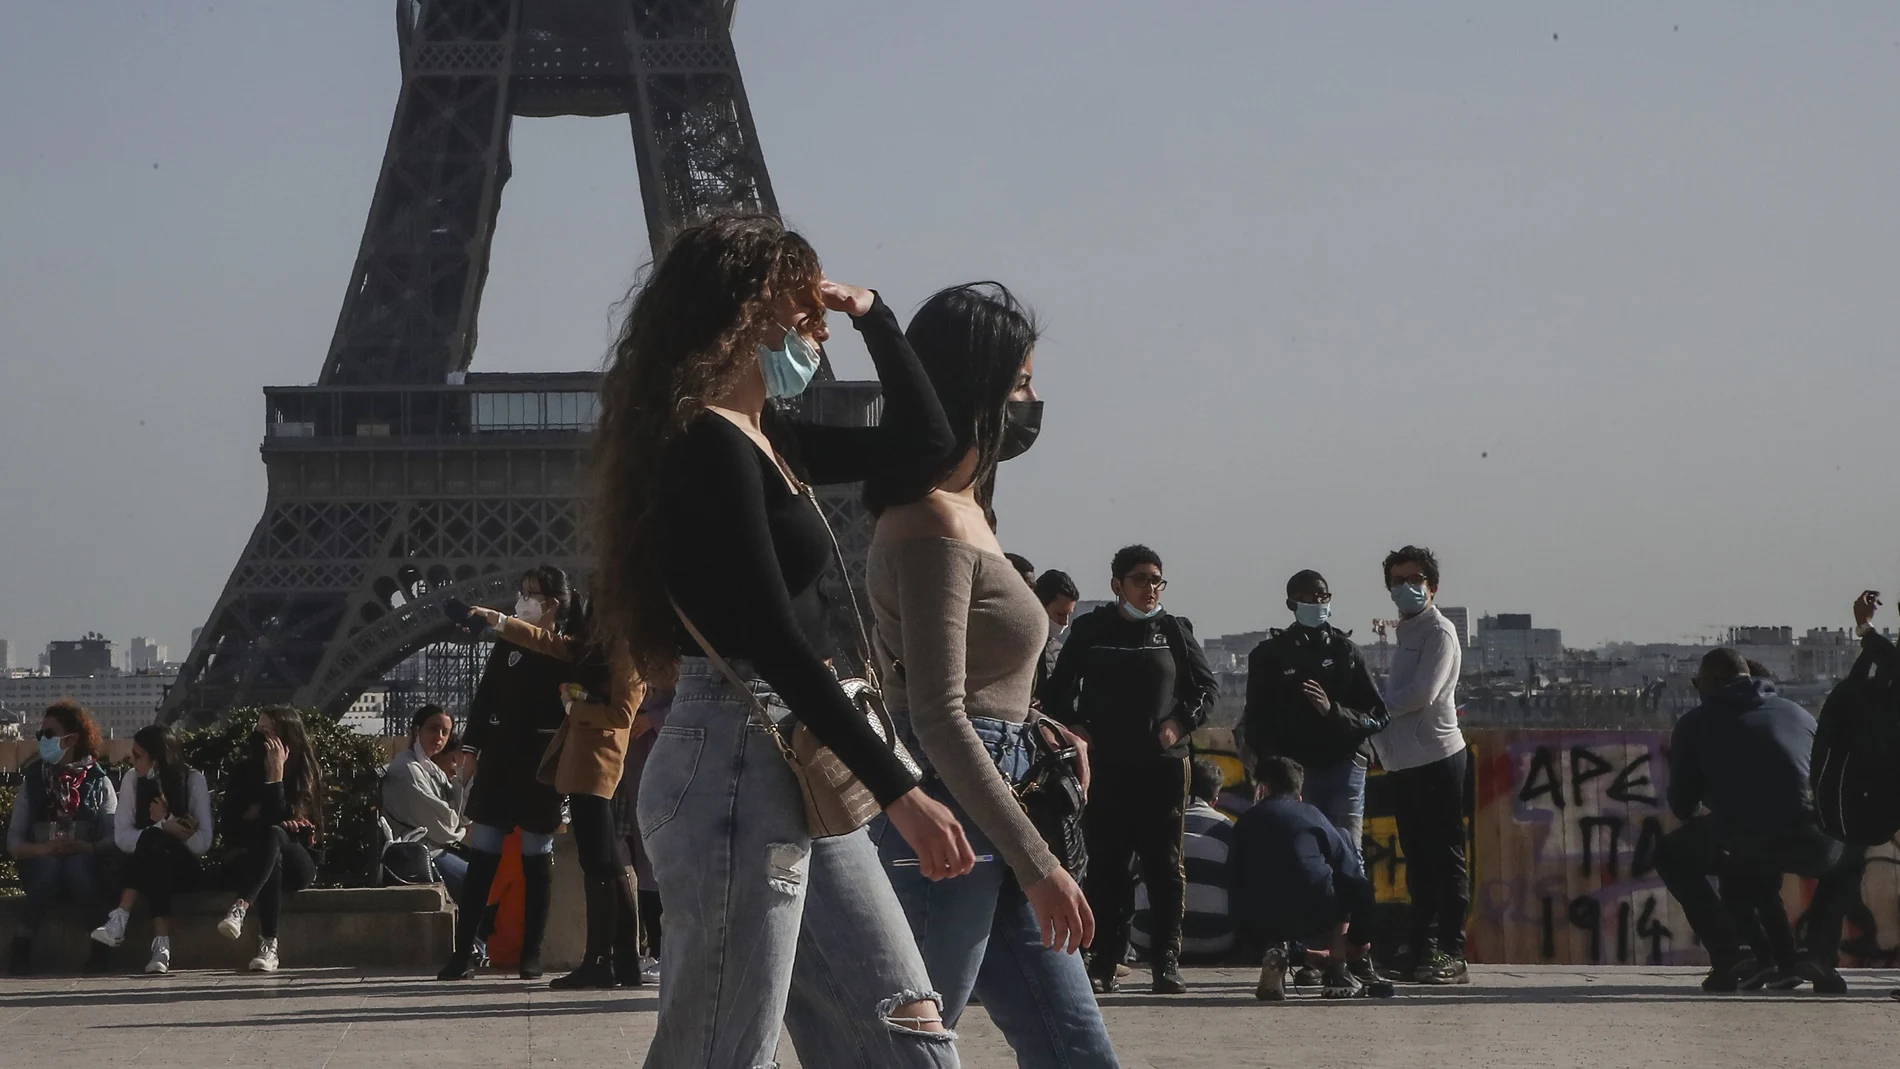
[{"x1": 1811, "y1": 636, "x2": 1900, "y2": 846}]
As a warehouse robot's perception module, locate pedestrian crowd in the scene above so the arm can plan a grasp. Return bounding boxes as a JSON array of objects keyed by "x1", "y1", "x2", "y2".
[{"x1": 8, "y1": 213, "x2": 1899, "y2": 1066}]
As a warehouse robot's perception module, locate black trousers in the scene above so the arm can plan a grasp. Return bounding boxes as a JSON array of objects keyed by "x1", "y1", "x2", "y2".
[
  {"x1": 126, "y1": 828, "x2": 201, "y2": 919},
  {"x1": 232, "y1": 825, "x2": 317, "y2": 939},
  {"x1": 1084, "y1": 754, "x2": 1189, "y2": 971},
  {"x1": 1655, "y1": 815, "x2": 1863, "y2": 965},
  {"x1": 568, "y1": 794, "x2": 630, "y2": 879},
  {"x1": 1387, "y1": 747, "x2": 1470, "y2": 958}
]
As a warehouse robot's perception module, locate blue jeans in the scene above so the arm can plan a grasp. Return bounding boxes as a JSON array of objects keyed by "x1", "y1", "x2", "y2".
[
  {"x1": 875, "y1": 716, "x2": 1118, "y2": 1069},
  {"x1": 1301, "y1": 753, "x2": 1368, "y2": 867},
  {"x1": 17, "y1": 851, "x2": 108, "y2": 933},
  {"x1": 434, "y1": 849, "x2": 469, "y2": 901},
  {"x1": 638, "y1": 658, "x2": 956, "y2": 1069}
]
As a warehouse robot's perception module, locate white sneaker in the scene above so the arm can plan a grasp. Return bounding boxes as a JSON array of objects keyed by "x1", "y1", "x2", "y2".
[
  {"x1": 248, "y1": 938, "x2": 279, "y2": 973},
  {"x1": 91, "y1": 908, "x2": 130, "y2": 948},
  {"x1": 217, "y1": 901, "x2": 248, "y2": 940},
  {"x1": 145, "y1": 937, "x2": 172, "y2": 975}
]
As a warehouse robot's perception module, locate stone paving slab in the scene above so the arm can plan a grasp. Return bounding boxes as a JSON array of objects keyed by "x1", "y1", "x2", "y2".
[{"x1": 3, "y1": 965, "x2": 1895, "y2": 1068}]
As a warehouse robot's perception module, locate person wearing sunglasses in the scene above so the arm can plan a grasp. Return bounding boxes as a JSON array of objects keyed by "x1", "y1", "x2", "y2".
[
  {"x1": 1043, "y1": 545, "x2": 1220, "y2": 995},
  {"x1": 8, "y1": 701, "x2": 117, "y2": 975}
]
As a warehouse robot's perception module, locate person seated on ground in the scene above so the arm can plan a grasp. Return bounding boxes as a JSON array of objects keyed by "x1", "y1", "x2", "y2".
[
  {"x1": 1710, "y1": 659, "x2": 1800, "y2": 987},
  {"x1": 214, "y1": 706, "x2": 325, "y2": 973},
  {"x1": 92, "y1": 723, "x2": 214, "y2": 974},
  {"x1": 382, "y1": 705, "x2": 471, "y2": 898},
  {"x1": 1132, "y1": 757, "x2": 1235, "y2": 964},
  {"x1": 8, "y1": 701, "x2": 118, "y2": 976},
  {"x1": 1231, "y1": 756, "x2": 1394, "y2": 1001},
  {"x1": 1655, "y1": 648, "x2": 1865, "y2": 994}
]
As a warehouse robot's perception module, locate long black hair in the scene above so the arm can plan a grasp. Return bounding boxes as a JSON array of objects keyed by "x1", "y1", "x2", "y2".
[
  {"x1": 131, "y1": 723, "x2": 191, "y2": 830},
  {"x1": 257, "y1": 706, "x2": 325, "y2": 834},
  {"x1": 865, "y1": 282, "x2": 1040, "y2": 514}
]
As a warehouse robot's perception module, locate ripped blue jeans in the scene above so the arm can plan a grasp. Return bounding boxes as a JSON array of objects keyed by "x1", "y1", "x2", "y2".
[{"x1": 638, "y1": 657, "x2": 958, "y2": 1069}]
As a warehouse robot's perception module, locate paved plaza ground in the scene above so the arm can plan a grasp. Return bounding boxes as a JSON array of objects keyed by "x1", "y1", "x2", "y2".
[{"x1": 5, "y1": 965, "x2": 1896, "y2": 1068}]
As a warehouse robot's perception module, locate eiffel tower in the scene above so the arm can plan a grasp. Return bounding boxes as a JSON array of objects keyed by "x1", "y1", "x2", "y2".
[{"x1": 163, "y1": 0, "x2": 878, "y2": 725}]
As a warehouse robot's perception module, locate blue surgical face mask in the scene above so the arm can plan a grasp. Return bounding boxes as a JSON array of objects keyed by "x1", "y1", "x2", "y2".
[
  {"x1": 39, "y1": 736, "x2": 67, "y2": 764},
  {"x1": 1121, "y1": 599, "x2": 1163, "y2": 621},
  {"x1": 759, "y1": 327, "x2": 823, "y2": 400},
  {"x1": 1389, "y1": 582, "x2": 1431, "y2": 614},
  {"x1": 1294, "y1": 602, "x2": 1332, "y2": 628}
]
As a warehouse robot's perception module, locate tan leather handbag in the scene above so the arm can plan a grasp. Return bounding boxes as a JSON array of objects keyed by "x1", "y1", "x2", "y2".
[{"x1": 670, "y1": 491, "x2": 917, "y2": 838}]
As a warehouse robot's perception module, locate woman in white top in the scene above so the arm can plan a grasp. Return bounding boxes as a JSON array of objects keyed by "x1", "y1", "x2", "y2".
[
  {"x1": 90, "y1": 723, "x2": 214, "y2": 974},
  {"x1": 381, "y1": 705, "x2": 471, "y2": 897}
]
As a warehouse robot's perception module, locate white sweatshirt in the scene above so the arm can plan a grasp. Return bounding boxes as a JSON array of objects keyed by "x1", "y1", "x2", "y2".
[
  {"x1": 1371, "y1": 605, "x2": 1466, "y2": 772},
  {"x1": 114, "y1": 768, "x2": 215, "y2": 855}
]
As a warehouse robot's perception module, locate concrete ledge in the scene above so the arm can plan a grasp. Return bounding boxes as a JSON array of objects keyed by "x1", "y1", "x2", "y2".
[{"x1": 3, "y1": 885, "x2": 455, "y2": 974}]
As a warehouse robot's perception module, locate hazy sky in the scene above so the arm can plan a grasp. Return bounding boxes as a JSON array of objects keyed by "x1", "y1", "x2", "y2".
[{"x1": 3, "y1": 2, "x2": 1898, "y2": 667}]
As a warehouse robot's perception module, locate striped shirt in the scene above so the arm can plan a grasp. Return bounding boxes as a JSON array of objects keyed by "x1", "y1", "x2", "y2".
[{"x1": 1132, "y1": 799, "x2": 1236, "y2": 960}]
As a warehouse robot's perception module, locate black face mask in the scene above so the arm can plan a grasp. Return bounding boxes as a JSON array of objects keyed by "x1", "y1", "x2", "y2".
[{"x1": 1000, "y1": 400, "x2": 1043, "y2": 461}]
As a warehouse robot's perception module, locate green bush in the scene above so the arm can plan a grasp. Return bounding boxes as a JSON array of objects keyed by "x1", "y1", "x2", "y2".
[
  {"x1": 185, "y1": 708, "x2": 386, "y2": 888},
  {"x1": 0, "y1": 781, "x2": 16, "y2": 894}
]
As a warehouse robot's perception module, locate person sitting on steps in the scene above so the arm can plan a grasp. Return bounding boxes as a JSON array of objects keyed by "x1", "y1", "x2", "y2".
[
  {"x1": 9, "y1": 701, "x2": 118, "y2": 976},
  {"x1": 91, "y1": 723, "x2": 214, "y2": 974},
  {"x1": 214, "y1": 706, "x2": 324, "y2": 973}
]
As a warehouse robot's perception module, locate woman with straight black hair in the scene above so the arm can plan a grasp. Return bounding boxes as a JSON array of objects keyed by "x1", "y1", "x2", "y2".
[
  {"x1": 93, "y1": 722, "x2": 215, "y2": 974},
  {"x1": 215, "y1": 706, "x2": 324, "y2": 972},
  {"x1": 866, "y1": 282, "x2": 1118, "y2": 1065},
  {"x1": 438, "y1": 565, "x2": 577, "y2": 980},
  {"x1": 593, "y1": 213, "x2": 973, "y2": 1069}
]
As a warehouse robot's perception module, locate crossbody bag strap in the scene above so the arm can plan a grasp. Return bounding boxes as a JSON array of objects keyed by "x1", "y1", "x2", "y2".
[
  {"x1": 670, "y1": 598, "x2": 794, "y2": 751},
  {"x1": 802, "y1": 491, "x2": 882, "y2": 690}
]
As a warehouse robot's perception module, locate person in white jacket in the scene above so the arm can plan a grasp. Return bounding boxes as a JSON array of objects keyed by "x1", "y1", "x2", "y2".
[
  {"x1": 1369, "y1": 545, "x2": 1470, "y2": 986},
  {"x1": 381, "y1": 705, "x2": 470, "y2": 897},
  {"x1": 90, "y1": 724, "x2": 215, "y2": 975}
]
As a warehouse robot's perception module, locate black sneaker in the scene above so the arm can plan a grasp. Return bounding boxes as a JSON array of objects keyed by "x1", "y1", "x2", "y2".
[
  {"x1": 1736, "y1": 959, "x2": 1779, "y2": 992},
  {"x1": 1700, "y1": 952, "x2": 1752, "y2": 993},
  {"x1": 1152, "y1": 956, "x2": 1188, "y2": 995},
  {"x1": 1321, "y1": 961, "x2": 1364, "y2": 1000},
  {"x1": 8, "y1": 935, "x2": 30, "y2": 977},
  {"x1": 1418, "y1": 953, "x2": 1470, "y2": 985},
  {"x1": 1090, "y1": 970, "x2": 1120, "y2": 995},
  {"x1": 1385, "y1": 943, "x2": 1429, "y2": 983},
  {"x1": 1785, "y1": 957, "x2": 1847, "y2": 995},
  {"x1": 548, "y1": 960, "x2": 616, "y2": 990},
  {"x1": 1291, "y1": 964, "x2": 1324, "y2": 989},
  {"x1": 1348, "y1": 954, "x2": 1381, "y2": 985},
  {"x1": 437, "y1": 952, "x2": 475, "y2": 981}
]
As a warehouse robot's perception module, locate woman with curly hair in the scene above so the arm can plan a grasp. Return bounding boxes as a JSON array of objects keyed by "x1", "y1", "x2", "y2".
[
  {"x1": 593, "y1": 213, "x2": 972, "y2": 1068},
  {"x1": 8, "y1": 701, "x2": 117, "y2": 975}
]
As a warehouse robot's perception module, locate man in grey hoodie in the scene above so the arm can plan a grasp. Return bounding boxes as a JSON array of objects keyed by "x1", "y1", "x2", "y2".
[{"x1": 1370, "y1": 545, "x2": 1469, "y2": 985}]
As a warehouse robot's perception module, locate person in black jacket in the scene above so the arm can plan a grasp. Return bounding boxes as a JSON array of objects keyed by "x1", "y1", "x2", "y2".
[
  {"x1": 215, "y1": 706, "x2": 323, "y2": 973},
  {"x1": 1043, "y1": 544, "x2": 1219, "y2": 995},
  {"x1": 1654, "y1": 647, "x2": 1863, "y2": 994},
  {"x1": 1239, "y1": 570, "x2": 1387, "y2": 866},
  {"x1": 1031, "y1": 568, "x2": 1080, "y2": 702},
  {"x1": 437, "y1": 565, "x2": 577, "y2": 982}
]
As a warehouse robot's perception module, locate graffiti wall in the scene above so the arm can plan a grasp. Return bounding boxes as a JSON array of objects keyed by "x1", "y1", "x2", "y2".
[{"x1": 1196, "y1": 726, "x2": 1900, "y2": 966}]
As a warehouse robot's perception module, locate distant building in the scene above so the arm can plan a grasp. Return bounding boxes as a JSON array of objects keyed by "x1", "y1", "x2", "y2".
[
  {"x1": 340, "y1": 686, "x2": 391, "y2": 736},
  {"x1": 0, "y1": 638, "x2": 9, "y2": 671},
  {"x1": 0, "y1": 672, "x2": 173, "y2": 738},
  {"x1": 1440, "y1": 606, "x2": 1472, "y2": 649},
  {"x1": 1477, "y1": 614, "x2": 1563, "y2": 679},
  {"x1": 127, "y1": 636, "x2": 169, "y2": 673},
  {"x1": 46, "y1": 633, "x2": 115, "y2": 677}
]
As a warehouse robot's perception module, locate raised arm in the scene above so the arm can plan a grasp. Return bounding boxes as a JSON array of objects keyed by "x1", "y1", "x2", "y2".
[
  {"x1": 496, "y1": 616, "x2": 579, "y2": 663},
  {"x1": 890, "y1": 542, "x2": 1060, "y2": 886},
  {"x1": 784, "y1": 292, "x2": 955, "y2": 487},
  {"x1": 667, "y1": 421, "x2": 918, "y2": 804}
]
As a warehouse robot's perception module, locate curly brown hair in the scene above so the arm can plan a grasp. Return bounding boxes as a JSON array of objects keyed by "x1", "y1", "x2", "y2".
[
  {"x1": 591, "y1": 213, "x2": 825, "y2": 679},
  {"x1": 42, "y1": 700, "x2": 103, "y2": 762}
]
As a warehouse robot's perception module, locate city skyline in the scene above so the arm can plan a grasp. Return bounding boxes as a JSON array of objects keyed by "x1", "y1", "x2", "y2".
[{"x1": 4, "y1": 3, "x2": 1898, "y2": 668}]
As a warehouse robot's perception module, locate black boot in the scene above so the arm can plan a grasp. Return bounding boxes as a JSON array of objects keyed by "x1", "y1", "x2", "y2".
[
  {"x1": 1152, "y1": 952, "x2": 1188, "y2": 995},
  {"x1": 611, "y1": 870, "x2": 643, "y2": 988},
  {"x1": 439, "y1": 848, "x2": 503, "y2": 981},
  {"x1": 518, "y1": 852, "x2": 553, "y2": 980},
  {"x1": 9, "y1": 934, "x2": 31, "y2": 977},
  {"x1": 638, "y1": 888, "x2": 663, "y2": 960},
  {"x1": 550, "y1": 877, "x2": 618, "y2": 990}
]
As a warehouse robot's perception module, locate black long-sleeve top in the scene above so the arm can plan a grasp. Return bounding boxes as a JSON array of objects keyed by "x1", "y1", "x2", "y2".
[
  {"x1": 659, "y1": 294, "x2": 954, "y2": 805},
  {"x1": 221, "y1": 754, "x2": 323, "y2": 855},
  {"x1": 1240, "y1": 624, "x2": 1389, "y2": 771},
  {"x1": 1041, "y1": 604, "x2": 1220, "y2": 768}
]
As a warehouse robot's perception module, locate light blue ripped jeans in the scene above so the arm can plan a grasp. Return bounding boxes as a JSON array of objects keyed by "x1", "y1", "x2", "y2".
[{"x1": 638, "y1": 657, "x2": 958, "y2": 1069}]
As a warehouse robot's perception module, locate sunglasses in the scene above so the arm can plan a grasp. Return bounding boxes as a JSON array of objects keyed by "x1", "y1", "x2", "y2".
[{"x1": 37, "y1": 729, "x2": 67, "y2": 741}]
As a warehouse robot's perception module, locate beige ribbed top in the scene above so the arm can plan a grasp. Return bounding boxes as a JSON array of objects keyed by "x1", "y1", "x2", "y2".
[{"x1": 868, "y1": 537, "x2": 1060, "y2": 886}]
